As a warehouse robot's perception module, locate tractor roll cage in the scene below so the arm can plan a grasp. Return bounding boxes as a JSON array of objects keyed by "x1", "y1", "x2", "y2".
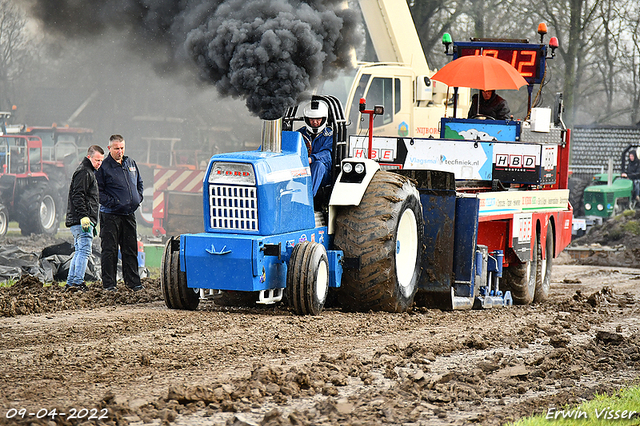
[{"x1": 283, "y1": 94, "x2": 348, "y2": 186}]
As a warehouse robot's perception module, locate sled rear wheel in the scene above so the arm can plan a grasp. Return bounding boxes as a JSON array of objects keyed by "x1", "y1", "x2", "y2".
[
  {"x1": 534, "y1": 225, "x2": 553, "y2": 303},
  {"x1": 502, "y1": 231, "x2": 537, "y2": 305}
]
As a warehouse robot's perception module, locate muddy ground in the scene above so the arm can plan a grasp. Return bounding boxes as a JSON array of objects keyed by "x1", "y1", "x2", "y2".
[{"x1": 0, "y1": 233, "x2": 639, "y2": 426}]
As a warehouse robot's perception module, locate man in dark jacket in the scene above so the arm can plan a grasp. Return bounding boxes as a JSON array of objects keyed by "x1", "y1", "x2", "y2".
[
  {"x1": 64, "y1": 145, "x2": 104, "y2": 292},
  {"x1": 622, "y1": 149, "x2": 640, "y2": 203},
  {"x1": 468, "y1": 89, "x2": 511, "y2": 120},
  {"x1": 95, "y1": 134, "x2": 144, "y2": 292}
]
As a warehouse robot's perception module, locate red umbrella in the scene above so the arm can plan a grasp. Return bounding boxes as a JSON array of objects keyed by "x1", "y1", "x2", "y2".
[{"x1": 431, "y1": 55, "x2": 528, "y2": 90}]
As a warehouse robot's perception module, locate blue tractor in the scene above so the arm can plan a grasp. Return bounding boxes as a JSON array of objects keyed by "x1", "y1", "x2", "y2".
[{"x1": 161, "y1": 95, "x2": 507, "y2": 315}]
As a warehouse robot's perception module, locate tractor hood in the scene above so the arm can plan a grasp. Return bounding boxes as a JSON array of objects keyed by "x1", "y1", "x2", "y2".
[{"x1": 202, "y1": 131, "x2": 315, "y2": 235}]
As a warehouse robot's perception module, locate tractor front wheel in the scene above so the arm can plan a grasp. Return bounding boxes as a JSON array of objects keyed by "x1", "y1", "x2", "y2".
[
  {"x1": 161, "y1": 236, "x2": 200, "y2": 310},
  {"x1": 286, "y1": 241, "x2": 329, "y2": 316},
  {"x1": 334, "y1": 171, "x2": 423, "y2": 312}
]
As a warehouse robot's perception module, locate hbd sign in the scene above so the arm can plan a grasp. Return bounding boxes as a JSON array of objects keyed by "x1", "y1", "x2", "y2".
[{"x1": 495, "y1": 154, "x2": 536, "y2": 169}]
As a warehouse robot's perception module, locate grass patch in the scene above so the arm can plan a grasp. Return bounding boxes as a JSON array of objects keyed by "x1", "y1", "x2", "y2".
[
  {"x1": 0, "y1": 279, "x2": 17, "y2": 288},
  {"x1": 147, "y1": 267, "x2": 161, "y2": 279},
  {"x1": 511, "y1": 385, "x2": 640, "y2": 425},
  {"x1": 621, "y1": 220, "x2": 640, "y2": 236}
]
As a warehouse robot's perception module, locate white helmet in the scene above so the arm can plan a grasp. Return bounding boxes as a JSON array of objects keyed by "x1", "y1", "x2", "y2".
[{"x1": 303, "y1": 100, "x2": 328, "y2": 134}]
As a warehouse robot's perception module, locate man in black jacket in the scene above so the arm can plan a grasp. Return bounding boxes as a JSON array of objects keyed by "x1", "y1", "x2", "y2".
[
  {"x1": 468, "y1": 89, "x2": 511, "y2": 120},
  {"x1": 95, "y1": 134, "x2": 144, "y2": 292},
  {"x1": 64, "y1": 145, "x2": 104, "y2": 292}
]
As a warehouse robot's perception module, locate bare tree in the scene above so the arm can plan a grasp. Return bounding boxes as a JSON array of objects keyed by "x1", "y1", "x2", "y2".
[
  {"x1": 410, "y1": 0, "x2": 549, "y2": 70},
  {"x1": 525, "y1": 0, "x2": 604, "y2": 126},
  {"x1": 0, "y1": 1, "x2": 41, "y2": 112},
  {"x1": 617, "y1": 1, "x2": 640, "y2": 124},
  {"x1": 409, "y1": 0, "x2": 469, "y2": 69}
]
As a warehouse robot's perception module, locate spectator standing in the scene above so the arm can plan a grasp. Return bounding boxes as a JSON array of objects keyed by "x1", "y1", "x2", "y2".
[
  {"x1": 95, "y1": 134, "x2": 144, "y2": 292},
  {"x1": 622, "y1": 149, "x2": 640, "y2": 203},
  {"x1": 64, "y1": 145, "x2": 104, "y2": 292}
]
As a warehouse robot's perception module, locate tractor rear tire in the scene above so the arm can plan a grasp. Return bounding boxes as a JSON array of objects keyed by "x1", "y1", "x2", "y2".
[
  {"x1": 0, "y1": 204, "x2": 7, "y2": 236},
  {"x1": 534, "y1": 225, "x2": 553, "y2": 303},
  {"x1": 286, "y1": 241, "x2": 329, "y2": 316},
  {"x1": 334, "y1": 171, "x2": 423, "y2": 313},
  {"x1": 16, "y1": 181, "x2": 61, "y2": 236},
  {"x1": 502, "y1": 232, "x2": 538, "y2": 305},
  {"x1": 161, "y1": 236, "x2": 200, "y2": 310}
]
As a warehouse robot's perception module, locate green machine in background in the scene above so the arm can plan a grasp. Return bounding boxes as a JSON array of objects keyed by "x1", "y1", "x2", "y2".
[
  {"x1": 583, "y1": 173, "x2": 633, "y2": 218},
  {"x1": 583, "y1": 144, "x2": 638, "y2": 219}
]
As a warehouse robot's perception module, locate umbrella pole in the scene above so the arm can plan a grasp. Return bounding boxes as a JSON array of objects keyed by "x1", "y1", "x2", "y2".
[
  {"x1": 444, "y1": 87, "x2": 449, "y2": 117},
  {"x1": 453, "y1": 87, "x2": 458, "y2": 117}
]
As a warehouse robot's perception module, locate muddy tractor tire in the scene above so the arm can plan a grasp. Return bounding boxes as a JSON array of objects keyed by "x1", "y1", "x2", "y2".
[
  {"x1": 0, "y1": 204, "x2": 8, "y2": 236},
  {"x1": 534, "y1": 225, "x2": 554, "y2": 303},
  {"x1": 334, "y1": 171, "x2": 423, "y2": 313},
  {"x1": 502, "y1": 231, "x2": 538, "y2": 305},
  {"x1": 16, "y1": 181, "x2": 61, "y2": 236},
  {"x1": 286, "y1": 241, "x2": 329, "y2": 316},
  {"x1": 161, "y1": 236, "x2": 200, "y2": 310}
]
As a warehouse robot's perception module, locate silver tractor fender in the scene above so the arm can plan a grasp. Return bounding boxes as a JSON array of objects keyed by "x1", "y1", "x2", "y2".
[{"x1": 328, "y1": 158, "x2": 380, "y2": 234}]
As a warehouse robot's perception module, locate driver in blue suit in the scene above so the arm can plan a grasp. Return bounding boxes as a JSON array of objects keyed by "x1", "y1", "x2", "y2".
[{"x1": 297, "y1": 100, "x2": 333, "y2": 196}]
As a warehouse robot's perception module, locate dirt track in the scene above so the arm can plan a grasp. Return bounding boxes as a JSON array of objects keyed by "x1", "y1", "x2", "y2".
[{"x1": 1, "y1": 250, "x2": 639, "y2": 426}]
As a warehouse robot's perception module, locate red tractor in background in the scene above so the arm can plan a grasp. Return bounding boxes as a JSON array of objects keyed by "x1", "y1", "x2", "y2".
[{"x1": 0, "y1": 113, "x2": 88, "y2": 237}]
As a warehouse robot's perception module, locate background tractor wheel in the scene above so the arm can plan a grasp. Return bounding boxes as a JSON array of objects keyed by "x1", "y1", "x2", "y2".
[
  {"x1": 286, "y1": 241, "x2": 329, "y2": 316},
  {"x1": 568, "y1": 177, "x2": 588, "y2": 217},
  {"x1": 334, "y1": 171, "x2": 423, "y2": 313},
  {"x1": 0, "y1": 204, "x2": 7, "y2": 236},
  {"x1": 16, "y1": 182, "x2": 61, "y2": 236},
  {"x1": 161, "y1": 236, "x2": 200, "y2": 310},
  {"x1": 534, "y1": 225, "x2": 554, "y2": 303},
  {"x1": 502, "y1": 231, "x2": 538, "y2": 305},
  {"x1": 136, "y1": 187, "x2": 155, "y2": 227}
]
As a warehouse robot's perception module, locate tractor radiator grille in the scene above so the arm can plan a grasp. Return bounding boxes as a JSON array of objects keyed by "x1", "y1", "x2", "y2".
[
  {"x1": 209, "y1": 185, "x2": 258, "y2": 231},
  {"x1": 606, "y1": 193, "x2": 614, "y2": 204}
]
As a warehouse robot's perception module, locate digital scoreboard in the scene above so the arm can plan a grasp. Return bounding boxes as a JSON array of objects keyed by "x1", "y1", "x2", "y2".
[{"x1": 453, "y1": 41, "x2": 548, "y2": 85}]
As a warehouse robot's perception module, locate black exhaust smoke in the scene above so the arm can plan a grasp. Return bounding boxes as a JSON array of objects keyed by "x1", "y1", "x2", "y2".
[{"x1": 25, "y1": 0, "x2": 361, "y2": 120}]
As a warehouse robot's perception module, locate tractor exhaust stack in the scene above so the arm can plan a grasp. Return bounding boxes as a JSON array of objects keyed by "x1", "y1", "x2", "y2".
[{"x1": 261, "y1": 119, "x2": 282, "y2": 153}]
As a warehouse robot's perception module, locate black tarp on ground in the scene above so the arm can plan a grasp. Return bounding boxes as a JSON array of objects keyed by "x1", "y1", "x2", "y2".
[
  {"x1": 0, "y1": 242, "x2": 100, "y2": 283},
  {"x1": 0, "y1": 240, "x2": 146, "y2": 283},
  {"x1": 0, "y1": 246, "x2": 44, "y2": 282}
]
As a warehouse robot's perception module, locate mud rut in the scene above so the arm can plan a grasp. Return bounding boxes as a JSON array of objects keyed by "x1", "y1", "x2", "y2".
[{"x1": 1, "y1": 255, "x2": 639, "y2": 426}]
